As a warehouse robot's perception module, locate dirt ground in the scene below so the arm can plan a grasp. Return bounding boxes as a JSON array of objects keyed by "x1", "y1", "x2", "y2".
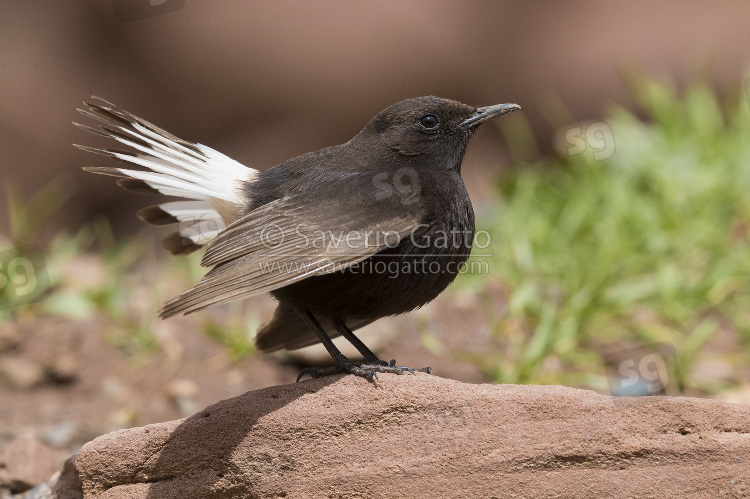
[{"x1": 0, "y1": 288, "x2": 490, "y2": 463}]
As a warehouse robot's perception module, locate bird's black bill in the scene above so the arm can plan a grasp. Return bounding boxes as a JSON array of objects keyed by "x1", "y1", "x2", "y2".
[{"x1": 458, "y1": 103, "x2": 521, "y2": 130}]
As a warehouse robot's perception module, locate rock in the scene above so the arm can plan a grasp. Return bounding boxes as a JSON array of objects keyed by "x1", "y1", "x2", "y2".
[
  {"x1": 0, "y1": 357, "x2": 46, "y2": 390},
  {"x1": 0, "y1": 323, "x2": 21, "y2": 353},
  {"x1": 0, "y1": 351, "x2": 79, "y2": 391},
  {"x1": 17, "y1": 482, "x2": 54, "y2": 499},
  {"x1": 0, "y1": 434, "x2": 57, "y2": 494},
  {"x1": 164, "y1": 378, "x2": 200, "y2": 417},
  {"x1": 43, "y1": 353, "x2": 79, "y2": 385},
  {"x1": 40, "y1": 422, "x2": 77, "y2": 449},
  {"x1": 57, "y1": 375, "x2": 750, "y2": 498},
  {"x1": 50, "y1": 455, "x2": 82, "y2": 499}
]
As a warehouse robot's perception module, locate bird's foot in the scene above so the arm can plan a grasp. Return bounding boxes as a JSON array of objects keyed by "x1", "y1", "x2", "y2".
[{"x1": 296, "y1": 359, "x2": 432, "y2": 382}]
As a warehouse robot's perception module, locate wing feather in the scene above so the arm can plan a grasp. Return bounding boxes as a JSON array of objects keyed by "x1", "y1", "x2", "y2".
[{"x1": 159, "y1": 195, "x2": 420, "y2": 317}]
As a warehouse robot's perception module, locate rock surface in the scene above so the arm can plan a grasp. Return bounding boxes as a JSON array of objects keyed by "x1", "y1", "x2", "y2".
[
  {"x1": 54, "y1": 374, "x2": 750, "y2": 498},
  {"x1": 0, "y1": 434, "x2": 58, "y2": 494}
]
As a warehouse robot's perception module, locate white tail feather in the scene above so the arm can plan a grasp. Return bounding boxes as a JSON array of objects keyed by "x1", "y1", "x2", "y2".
[{"x1": 76, "y1": 97, "x2": 256, "y2": 253}]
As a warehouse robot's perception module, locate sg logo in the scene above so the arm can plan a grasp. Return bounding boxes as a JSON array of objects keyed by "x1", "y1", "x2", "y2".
[
  {"x1": 604, "y1": 342, "x2": 679, "y2": 397},
  {"x1": 0, "y1": 245, "x2": 49, "y2": 310},
  {"x1": 373, "y1": 167, "x2": 421, "y2": 206},
  {"x1": 562, "y1": 122, "x2": 616, "y2": 161}
]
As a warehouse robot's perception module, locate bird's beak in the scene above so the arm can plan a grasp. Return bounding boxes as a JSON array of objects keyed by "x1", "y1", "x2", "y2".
[{"x1": 458, "y1": 103, "x2": 521, "y2": 130}]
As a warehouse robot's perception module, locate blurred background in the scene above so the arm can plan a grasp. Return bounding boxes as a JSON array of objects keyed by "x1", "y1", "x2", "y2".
[{"x1": 2, "y1": 0, "x2": 750, "y2": 487}]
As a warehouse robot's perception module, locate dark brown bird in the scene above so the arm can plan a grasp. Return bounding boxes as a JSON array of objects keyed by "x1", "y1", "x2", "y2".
[{"x1": 75, "y1": 96, "x2": 520, "y2": 380}]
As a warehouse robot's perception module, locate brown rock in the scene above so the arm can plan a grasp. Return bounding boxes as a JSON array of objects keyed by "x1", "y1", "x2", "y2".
[
  {"x1": 44, "y1": 352, "x2": 80, "y2": 384},
  {"x1": 57, "y1": 375, "x2": 750, "y2": 498},
  {"x1": 51, "y1": 454, "x2": 83, "y2": 499},
  {"x1": 164, "y1": 378, "x2": 200, "y2": 417},
  {"x1": 0, "y1": 434, "x2": 57, "y2": 494},
  {"x1": 0, "y1": 357, "x2": 46, "y2": 390},
  {"x1": 0, "y1": 322, "x2": 21, "y2": 353}
]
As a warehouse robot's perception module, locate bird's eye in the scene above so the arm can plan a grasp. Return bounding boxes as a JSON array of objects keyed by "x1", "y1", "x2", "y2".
[{"x1": 418, "y1": 114, "x2": 440, "y2": 130}]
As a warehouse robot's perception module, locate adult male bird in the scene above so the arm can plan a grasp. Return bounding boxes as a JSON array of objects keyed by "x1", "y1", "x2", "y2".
[{"x1": 75, "y1": 96, "x2": 519, "y2": 380}]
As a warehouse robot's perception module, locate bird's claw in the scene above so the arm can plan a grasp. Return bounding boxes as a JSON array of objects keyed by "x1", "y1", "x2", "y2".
[{"x1": 296, "y1": 360, "x2": 432, "y2": 382}]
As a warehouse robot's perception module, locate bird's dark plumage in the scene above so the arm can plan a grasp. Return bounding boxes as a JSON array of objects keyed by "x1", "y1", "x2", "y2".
[{"x1": 76, "y1": 95, "x2": 520, "y2": 380}]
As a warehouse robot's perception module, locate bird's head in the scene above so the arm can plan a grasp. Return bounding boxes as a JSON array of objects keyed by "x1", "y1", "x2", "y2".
[{"x1": 360, "y1": 96, "x2": 520, "y2": 168}]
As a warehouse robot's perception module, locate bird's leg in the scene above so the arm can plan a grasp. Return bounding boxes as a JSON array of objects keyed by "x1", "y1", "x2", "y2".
[
  {"x1": 332, "y1": 321, "x2": 384, "y2": 364},
  {"x1": 333, "y1": 321, "x2": 432, "y2": 376},
  {"x1": 293, "y1": 308, "x2": 431, "y2": 381}
]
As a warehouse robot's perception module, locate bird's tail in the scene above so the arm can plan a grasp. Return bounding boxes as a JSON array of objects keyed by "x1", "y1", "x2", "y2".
[
  {"x1": 74, "y1": 96, "x2": 257, "y2": 255},
  {"x1": 255, "y1": 302, "x2": 378, "y2": 352}
]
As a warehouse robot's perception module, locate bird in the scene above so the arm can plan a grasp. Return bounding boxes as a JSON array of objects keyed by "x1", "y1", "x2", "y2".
[{"x1": 74, "y1": 95, "x2": 520, "y2": 381}]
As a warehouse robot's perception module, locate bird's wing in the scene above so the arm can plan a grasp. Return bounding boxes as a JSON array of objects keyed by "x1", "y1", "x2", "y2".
[{"x1": 159, "y1": 191, "x2": 421, "y2": 317}]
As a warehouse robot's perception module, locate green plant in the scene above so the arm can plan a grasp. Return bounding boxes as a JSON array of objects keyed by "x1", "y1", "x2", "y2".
[
  {"x1": 0, "y1": 179, "x2": 73, "y2": 318},
  {"x1": 202, "y1": 302, "x2": 260, "y2": 362},
  {"x1": 462, "y1": 76, "x2": 750, "y2": 392}
]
